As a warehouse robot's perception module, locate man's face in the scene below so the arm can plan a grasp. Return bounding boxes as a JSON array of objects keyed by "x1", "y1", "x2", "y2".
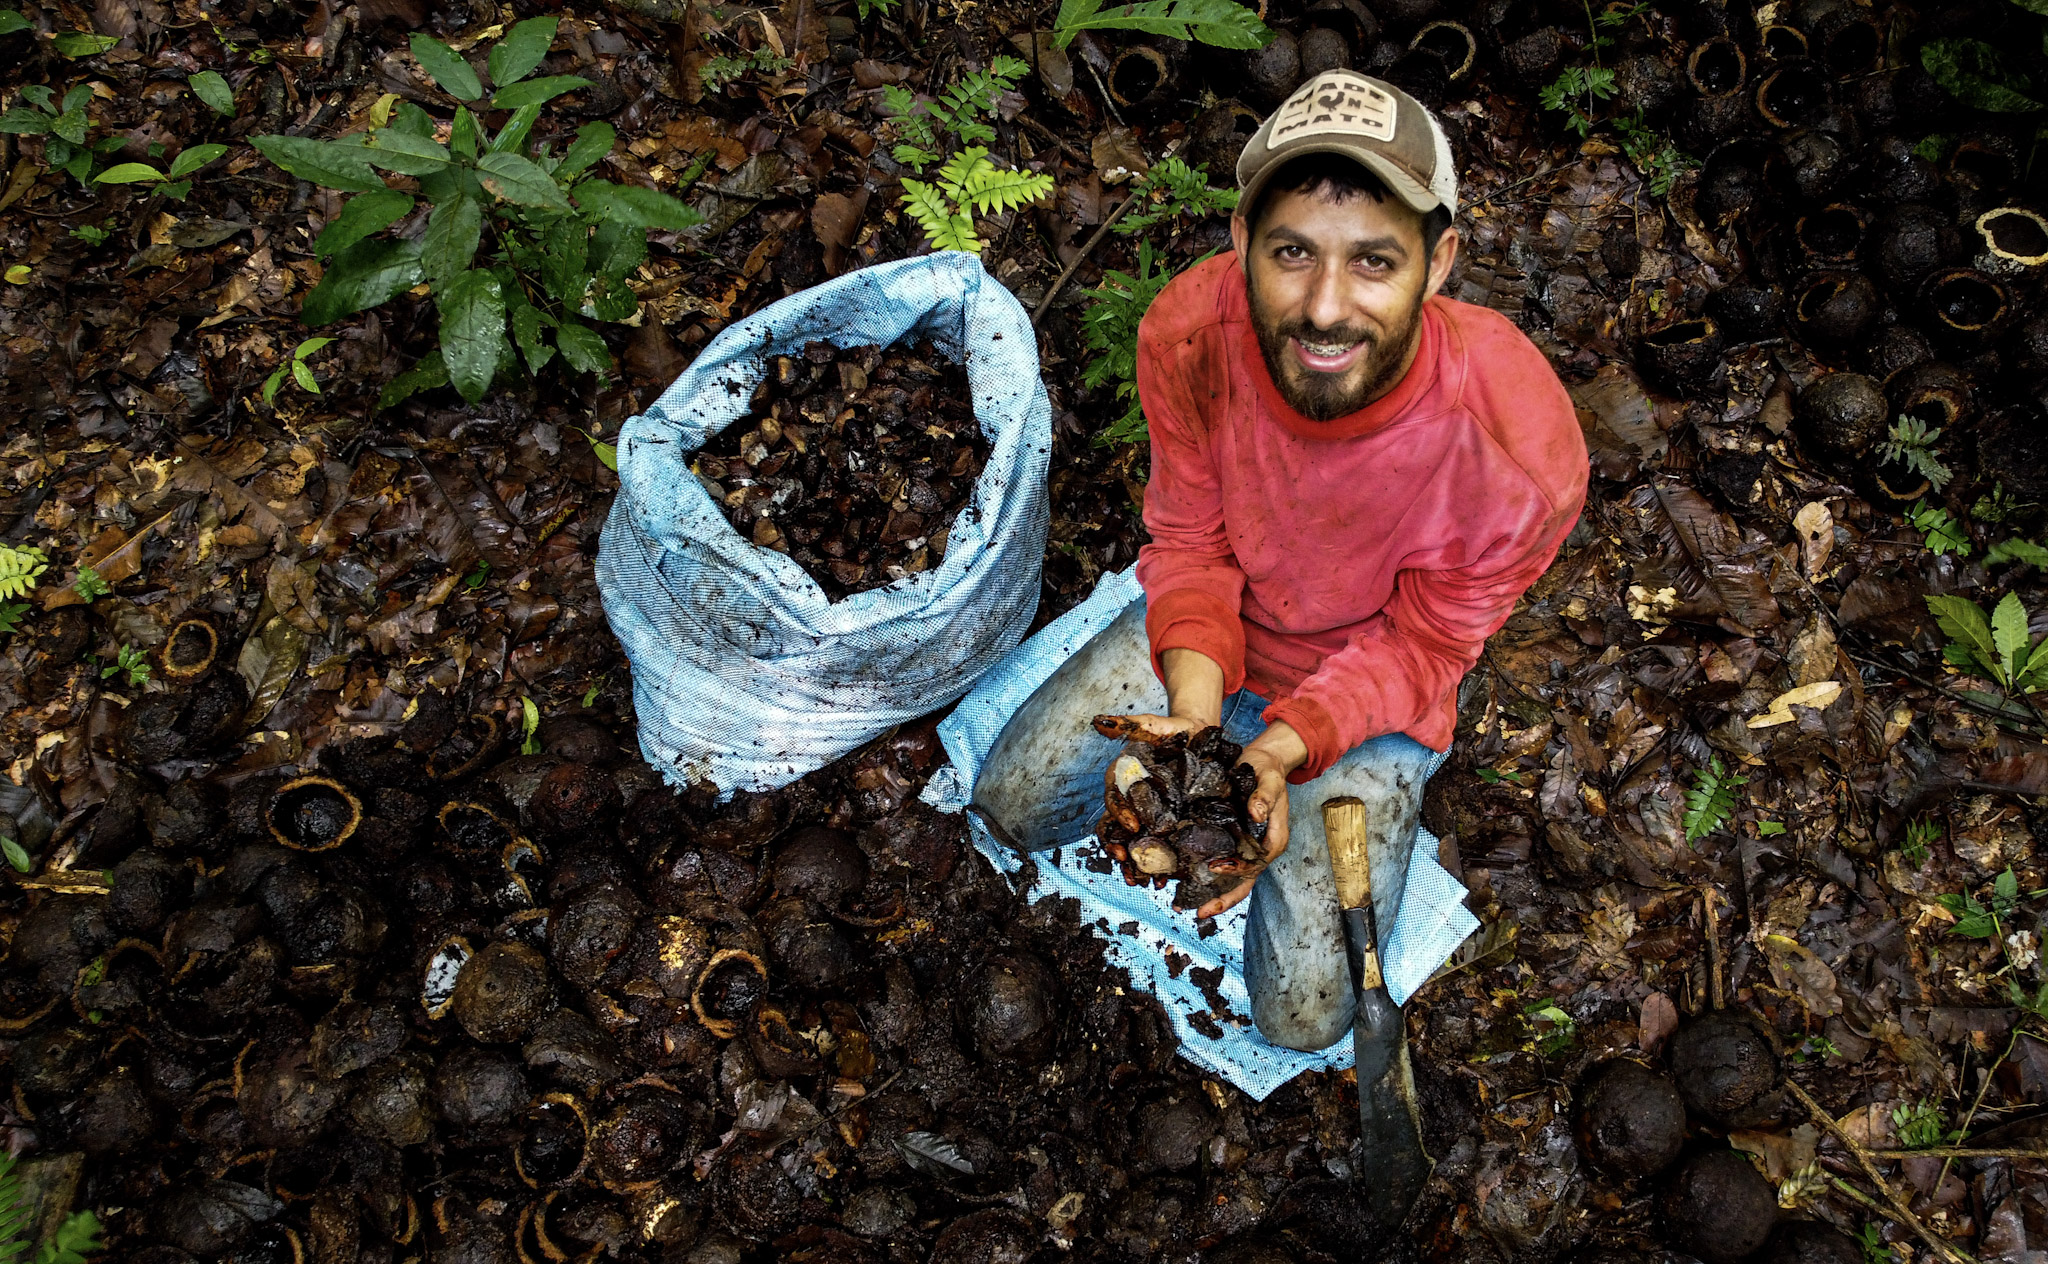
[{"x1": 1231, "y1": 184, "x2": 1458, "y2": 422}]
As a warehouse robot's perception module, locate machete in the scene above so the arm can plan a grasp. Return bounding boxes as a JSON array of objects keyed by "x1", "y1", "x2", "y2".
[{"x1": 1320, "y1": 795, "x2": 1432, "y2": 1225}]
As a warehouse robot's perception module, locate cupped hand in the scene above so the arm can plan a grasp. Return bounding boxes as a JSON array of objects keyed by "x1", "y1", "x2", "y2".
[{"x1": 1195, "y1": 744, "x2": 1292, "y2": 919}]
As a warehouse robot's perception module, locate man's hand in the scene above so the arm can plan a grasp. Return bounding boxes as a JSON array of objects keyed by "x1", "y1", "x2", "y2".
[{"x1": 1195, "y1": 721, "x2": 1307, "y2": 920}]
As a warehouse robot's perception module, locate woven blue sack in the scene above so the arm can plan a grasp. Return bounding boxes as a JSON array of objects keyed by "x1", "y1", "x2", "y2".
[{"x1": 597, "y1": 253, "x2": 1050, "y2": 793}]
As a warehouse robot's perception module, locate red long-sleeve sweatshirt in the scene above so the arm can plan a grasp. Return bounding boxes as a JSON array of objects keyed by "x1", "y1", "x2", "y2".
[{"x1": 1135, "y1": 252, "x2": 1589, "y2": 782}]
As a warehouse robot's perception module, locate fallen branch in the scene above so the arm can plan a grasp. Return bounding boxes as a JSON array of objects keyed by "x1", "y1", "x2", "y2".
[
  {"x1": 1031, "y1": 192, "x2": 1137, "y2": 327},
  {"x1": 1785, "y1": 1077, "x2": 1980, "y2": 1264}
]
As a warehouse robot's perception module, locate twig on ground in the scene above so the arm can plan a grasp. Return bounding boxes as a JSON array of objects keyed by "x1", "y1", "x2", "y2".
[
  {"x1": 1939, "y1": 1027, "x2": 2021, "y2": 1193},
  {"x1": 1031, "y1": 192, "x2": 1137, "y2": 327},
  {"x1": 1082, "y1": 58, "x2": 1125, "y2": 127},
  {"x1": 1785, "y1": 1077, "x2": 1980, "y2": 1264},
  {"x1": 1015, "y1": 113, "x2": 1091, "y2": 167},
  {"x1": 1700, "y1": 884, "x2": 1725, "y2": 1009}
]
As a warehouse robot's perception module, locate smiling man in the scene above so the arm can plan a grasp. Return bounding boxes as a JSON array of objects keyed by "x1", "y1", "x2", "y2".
[{"x1": 974, "y1": 72, "x2": 1588, "y2": 1052}]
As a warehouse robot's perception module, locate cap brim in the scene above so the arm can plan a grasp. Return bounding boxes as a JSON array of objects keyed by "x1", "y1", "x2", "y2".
[{"x1": 1238, "y1": 143, "x2": 1442, "y2": 220}]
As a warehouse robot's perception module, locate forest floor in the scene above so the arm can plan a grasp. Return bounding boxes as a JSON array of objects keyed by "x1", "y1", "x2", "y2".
[{"x1": 0, "y1": 0, "x2": 2046, "y2": 1261}]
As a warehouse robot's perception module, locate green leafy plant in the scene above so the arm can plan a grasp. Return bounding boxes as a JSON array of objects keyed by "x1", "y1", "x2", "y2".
[
  {"x1": 1925, "y1": 591, "x2": 2048, "y2": 694},
  {"x1": 1523, "y1": 1000, "x2": 1578, "y2": 1056},
  {"x1": 1901, "y1": 817, "x2": 1939, "y2": 868},
  {"x1": 101, "y1": 644, "x2": 149, "y2": 687},
  {"x1": 67, "y1": 224, "x2": 107, "y2": 245},
  {"x1": 1081, "y1": 240, "x2": 1184, "y2": 445},
  {"x1": 1756, "y1": 819, "x2": 1786, "y2": 836},
  {"x1": 1789, "y1": 1034, "x2": 1841, "y2": 1064},
  {"x1": 883, "y1": 56, "x2": 1031, "y2": 172},
  {"x1": 0, "y1": 11, "x2": 26, "y2": 35},
  {"x1": 0, "y1": 543, "x2": 45, "y2": 637},
  {"x1": 900, "y1": 146, "x2": 1054, "y2": 254},
  {"x1": 70, "y1": 567, "x2": 108, "y2": 603},
  {"x1": 1051, "y1": 0, "x2": 1272, "y2": 48},
  {"x1": 856, "y1": 0, "x2": 896, "y2": 16},
  {"x1": 0, "y1": 834, "x2": 29, "y2": 873},
  {"x1": 1988, "y1": 536, "x2": 2048, "y2": 567},
  {"x1": 1855, "y1": 1222, "x2": 1901, "y2": 1264},
  {"x1": 0, "y1": 543, "x2": 48, "y2": 600},
  {"x1": 520, "y1": 696, "x2": 542, "y2": 755},
  {"x1": 1612, "y1": 109, "x2": 1697, "y2": 195},
  {"x1": 1682, "y1": 755, "x2": 1745, "y2": 842},
  {"x1": 262, "y1": 336, "x2": 336, "y2": 404},
  {"x1": 92, "y1": 141, "x2": 229, "y2": 200},
  {"x1": 0, "y1": 86, "x2": 127, "y2": 186},
  {"x1": 1879, "y1": 415, "x2": 1954, "y2": 490},
  {"x1": 2009, "y1": 976, "x2": 2048, "y2": 1019},
  {"x1": 1541, "y1": 0, "x2": 1693, "y2": 191},
  {"x1": 51, "y1": 31, "x2": 115, "y2": 58},
  {"x1": 1114, "y1": 156, "x2": 1237, "y2": 235},
  {"x1": 251, "y1": 17, "x2": 703, "y2": 406},
  {"x1": 462, "y1": 559, "x2": 491, "y2": 590},
  {"x1": 34, "y1": 1210, "x2": 104, "y2": 1264},
  {"x1": 1938, "y1": 867, "x2": 2045, "y2": 939},
  {"x1": 698, "y1": 47, "x2": 794, "y2": 93},
  {"x1": 1476, "y1": 766, "x2": 1529, "y2": 786},
  {"x1": 1974, "y1": 482, "x2": 2031, "y2": 523},
  {"x1": 1922, "y1": 37, "x2": 2043, "y2": 112},
  {"x1": 1908, "y1": 499, "x2": 1971, "y2": 556},
  {"x1": 0, "y1": 1146, "x2": 104, "y2": 1263},
  {"x1": 188, "y1": 69, "x2": 235, "y2": 116},
  {"x1": 1890, "y1": 1097, "x2": 1960, "y2": 1149}
]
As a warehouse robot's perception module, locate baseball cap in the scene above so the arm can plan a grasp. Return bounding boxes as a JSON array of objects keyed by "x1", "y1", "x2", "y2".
[{"x1": 1235, "y1": 71, "x2": 1457, "y2": 219}]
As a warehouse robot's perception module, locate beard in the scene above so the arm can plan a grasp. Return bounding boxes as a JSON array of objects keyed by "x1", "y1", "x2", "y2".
[{"x1": 1248, "y1": 276, "x2": 1428, "y2": 422}]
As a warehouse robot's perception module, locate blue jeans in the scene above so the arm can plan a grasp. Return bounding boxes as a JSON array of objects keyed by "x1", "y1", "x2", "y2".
[{"x1": 972, "y1": 600, "x2": 1442, "y2": 1051}]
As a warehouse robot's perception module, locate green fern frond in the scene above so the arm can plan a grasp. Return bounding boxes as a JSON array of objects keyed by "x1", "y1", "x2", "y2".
[
  {"x1": 901, "y1": 176, "x2": 980, "y2": 252},
  {"x1": 0, "y1": 544, "x2": 47, "y2": 602},
  {"x1": 0, "y1": 1152, "x2": 30, "y2": 1264},
  {"x1": 960, "y1": 166, "x2": 1054, "y2": 214},
  {"x1": 1682, "y1": 756, "x2": 1746, "y2": 843}
]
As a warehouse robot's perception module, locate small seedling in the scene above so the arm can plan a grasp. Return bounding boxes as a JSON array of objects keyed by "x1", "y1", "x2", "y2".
[
  {"x1": 1114, "y1": 156, "x2": 1238, "y2": 235},
  {"x1": 1938, "y1": 867, "x2": 2046, "y2": 939},
  {"x1": 1477, "y1": 767, "x2": 1529, "y2": 786},
  {"x1": 1757, "y1": 819, "x2": 1787, "y2": 836},
  {"x1": 883, "y1": 57, "x2": 1032, "y2": 172},
  {"x1": 188, "y1": 69, "x2": 235, "y2": 115},
  {"x1": 67, "y1": 224, "x2": 107, "y2": 245},
  {"x1": 1900, "y1": 817, "x2": 1939, "y2": 868},
  {"x1": 856, "y1": 0, "x2": 896, "y2": 16},
  {"x1": 1907, "y1": 499, "x2": 1969, "y2": 556},
  {"x1": 1789, "y1": 1033, "x2": 1841, "y2": 1064},
  {"x1": 2009, "y1": 976, "x2": 2048, "y2": 1019},
  {"x1": 262, "y1": 336, "x2": 336, "y2": 404},
  {"x1": 0, "y1": 84, "x2": 127, "y2": 185},
  {"x1": 1926, "y1": 591, "x2": 2048, "y2": 695},
  {"x1": 1523, "y1": 1000, "x2": 1577, "y2": 1056},
  {"x1": 1890, "y1": 1097, "x2": 1959, "y2": 1150},
  {"x1": 1974, "y1": 482, "x2": 2031, "y2": 524},
  {"x1": 581, "y1": 675, "x2": 606, "y2": 708},
  {"x1": 34, "y1": 1209, "x2": 104, "y2": 1264},
  {"x1": 1987, "y1": 536, "x2": 2048, "y2": 568},
  {"x1": 1879, "y1": 415, "x2": 1954, "y2": 490},
  {"x1": 899, "y1": 146, "x2": 1054, "y2": 254},
  {"x1": 462, "y1": 559, "x2": 491, "y2": 590},
  {"x1": 0, "y1": 835, "x2": 30, "y2": 873},
  {"x1": 70, "y1": 567, "x2": 109, "y2": 603},
  {"x1": 101, "y1": 644, "x2": 149, "y2": 687},
  {"x1": 1682, "y1": 756, "x2": 1745, "y2": 843},
  {"x1": 1082, "y1": 240, "x2": 1191, "y2": 446},
  {"x1": 698, "y1": 47, "x2": 794, "y2": 93},
  {"x1": 1855, "y1": 1222, "x2": 1901, "y2": 1264},
  {"x1": 92, "y1": 141, "x2": 228, "y2": 200},
  {"x1": 520, "y1": 696, "x2": 542, "y2": 755}
]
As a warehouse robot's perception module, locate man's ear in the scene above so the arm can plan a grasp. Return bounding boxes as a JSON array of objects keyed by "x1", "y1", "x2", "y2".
[
  {"x1": 1426, "y1": 225, "x2": 1459, "y2": 296},
  {"x1": 1230, "y1": 212, "x2": 1250, "y2": 271}
]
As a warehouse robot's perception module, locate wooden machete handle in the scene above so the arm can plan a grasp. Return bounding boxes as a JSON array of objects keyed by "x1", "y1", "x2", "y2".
[{"x1": 1322, "y1": 796, "x2": 1372, "y2": 912}]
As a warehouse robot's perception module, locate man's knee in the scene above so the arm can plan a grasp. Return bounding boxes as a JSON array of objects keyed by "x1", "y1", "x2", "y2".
[{"x1": 1250, "y1": 981, "x2": 1355, "y2": 1052}]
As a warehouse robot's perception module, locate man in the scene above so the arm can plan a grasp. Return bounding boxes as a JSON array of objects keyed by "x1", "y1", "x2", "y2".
[{"x1": 974, "y1": 71, "x2": 1588, "y2": 1051}]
